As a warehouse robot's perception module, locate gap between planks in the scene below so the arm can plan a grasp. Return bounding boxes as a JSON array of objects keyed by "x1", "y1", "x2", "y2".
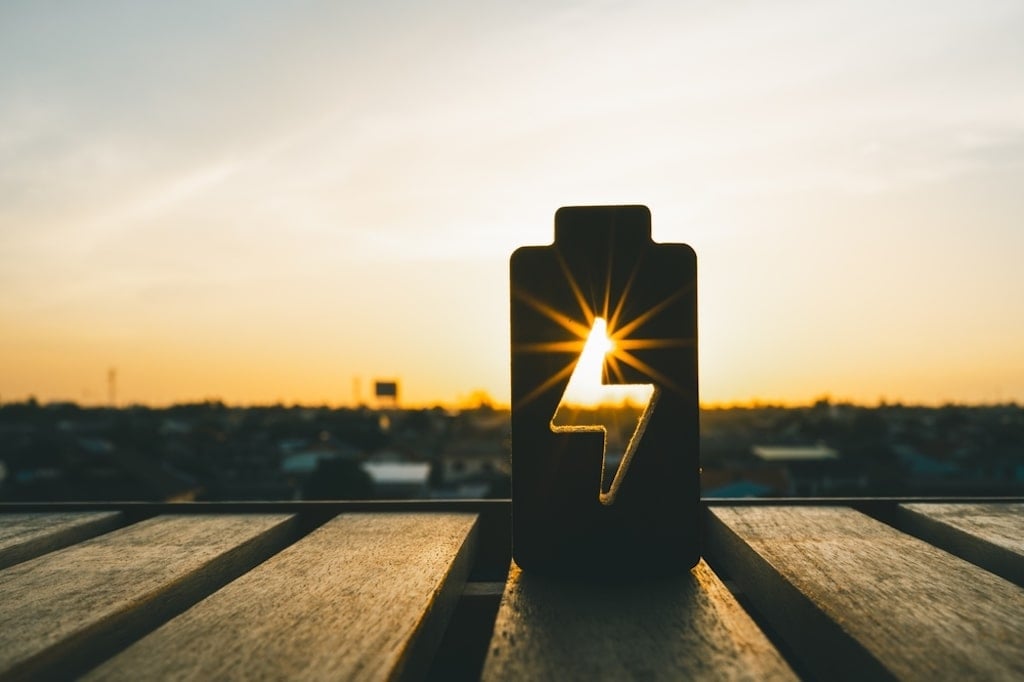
[
  {"x1": 0, "y1": 514, "x2": 298, "y2": 681},
  {"x1": 707, "y1": 505, "x2": 1024, "y2": 682},
  {"x1": 0, "y1": 512, "x2": 123, "y2": 570},
  {"x1": 86, "y1": 512, "x2": 479, "y2": 682},
  {"x1": 896, "y1": 502, "x2": 1024, "y2": 587}
]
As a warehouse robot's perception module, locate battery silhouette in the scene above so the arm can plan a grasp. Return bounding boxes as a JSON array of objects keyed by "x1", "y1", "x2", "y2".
[{"x1": 510, "y1": 205, "x2": 699, "y2": 577}]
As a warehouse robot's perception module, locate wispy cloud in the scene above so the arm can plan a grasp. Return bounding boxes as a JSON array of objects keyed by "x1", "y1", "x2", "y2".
[{"x1": 1, "y1": 0, "x2": 1023, "y2": 404}]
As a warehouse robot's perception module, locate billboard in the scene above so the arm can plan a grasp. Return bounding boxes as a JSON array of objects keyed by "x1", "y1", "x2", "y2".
[{"x1": 374, "y1": 381, "x2": 399, "y2": 399}]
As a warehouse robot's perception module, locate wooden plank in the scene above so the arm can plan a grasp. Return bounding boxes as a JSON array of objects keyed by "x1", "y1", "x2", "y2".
[
  {"x1": 0, "y1": 512, "x2": 122, "y2": 569},
  {"x1": 898, "y1": 502, "x2": 1024, "y2": 587},
  {"x1": 0, "y1": 514, "x2": 296, "y2": 680},
  {"x1": 707, "y1": 506, "x2": 1024, "y2": 681},
  {"x1": 86, "y1": 512, "x2": 478, "y2": 681},
  {"x1": 480, "y1": 560, "x2": 797, "y2": 681}
]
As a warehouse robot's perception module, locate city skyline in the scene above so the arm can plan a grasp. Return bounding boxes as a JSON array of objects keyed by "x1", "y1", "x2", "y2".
[{"x1": 2, "y1": 1, "x2": 1023, "y2": 407}]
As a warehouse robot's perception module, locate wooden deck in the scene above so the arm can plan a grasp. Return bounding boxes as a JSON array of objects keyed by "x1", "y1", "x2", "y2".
[{"x1": 0, "y1": 499, "x2": 1021, "y2": 680}]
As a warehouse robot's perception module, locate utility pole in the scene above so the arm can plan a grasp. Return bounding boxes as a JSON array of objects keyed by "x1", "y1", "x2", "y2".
[{"x1": 108, "y1": 367, "x2": 117, "y2": 407}]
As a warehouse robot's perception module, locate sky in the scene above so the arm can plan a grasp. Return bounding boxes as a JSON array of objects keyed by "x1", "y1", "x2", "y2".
[{"x1": 1, "y1": 0, "x2": 1023, "y2": 407}]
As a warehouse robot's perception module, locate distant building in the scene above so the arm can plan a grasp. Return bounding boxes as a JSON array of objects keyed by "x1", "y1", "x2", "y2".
[
  {"x1": 362, "y1": 461, "x2": 430, "y2": 498},
  {"x1": 279, "y1": 434, "x2": 362, "y2": 475},
  {"x1": 752, "y1": 444, "x2": 839, "y2": 462},
  {"x1": 703, "y1": 480, "x2": 776, "y2": 498},
  {"x1": 432, "y1": 438, "x2": 509, "y2": 498},
  {"x1": 751, "y1": 443, "x2": 864, "y2": 495},
  {"x1": 702, "y1": 465, "x2": 790, "y2": 497}
]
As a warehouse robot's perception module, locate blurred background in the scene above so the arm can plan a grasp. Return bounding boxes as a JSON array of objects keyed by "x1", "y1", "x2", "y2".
[{"x1": 1, "y1": 0, "x2": 1022, "y2": 501}]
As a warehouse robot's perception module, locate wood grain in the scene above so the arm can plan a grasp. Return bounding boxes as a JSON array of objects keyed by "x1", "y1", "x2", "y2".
[
  {"x1": 0, "y1": 512, "x2": 122, "y2": 569},
  {"x1": 87, "y1": 512, "x2": 479, "y2": 682},
  {"x1": 0, "y1": 514, "x2": 296, "y2": 680},
  {"x1": 898, "y1": 502, "x2": 1024, "y2": 587},
  {"x1": 480, "y1": 560, "x2": 797, "y2": 681},
  {"x1": 708, "y1": 506, "x2": 1024, "y2": 681}
]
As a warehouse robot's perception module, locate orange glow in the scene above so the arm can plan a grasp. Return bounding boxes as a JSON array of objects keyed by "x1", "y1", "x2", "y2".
[
  {"x1": 549, "y1": 317, "x2": 660, "y2": 505},
  {"x1": 1, "y1": 4, "x2": 1022, "y2": 408},
  {"x1": 554, "y1": 318, "x2": 654, "y2": 409}
]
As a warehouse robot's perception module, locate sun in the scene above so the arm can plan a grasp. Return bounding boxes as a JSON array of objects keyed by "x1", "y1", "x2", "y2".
[
  {"x1": 556, "y1": 318, "x2": 653, "y2": 409},
  {"x1": 548, "y1": 316, "x2": 660, "y2": 504},
  {"x1": 511, "y1": 251, "x2": 691, "y2": 504},
  {"x1": 511, "y1": 250, "x2": 692, "y2": 412}
]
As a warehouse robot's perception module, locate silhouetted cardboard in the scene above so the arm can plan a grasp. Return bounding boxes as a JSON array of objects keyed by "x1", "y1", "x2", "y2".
[{"x1": 510, "y1": 205, "x2": 699, "y2": 577}]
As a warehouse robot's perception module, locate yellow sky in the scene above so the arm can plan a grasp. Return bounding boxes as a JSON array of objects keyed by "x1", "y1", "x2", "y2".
[{"x1": 1, "y1": 1, "x2": 1023, "y2": 407}]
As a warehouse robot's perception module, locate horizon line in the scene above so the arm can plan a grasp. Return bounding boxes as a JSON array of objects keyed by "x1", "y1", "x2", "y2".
[{"x1": 2, "y1": 396, "x2": 1021, "y2": 411}]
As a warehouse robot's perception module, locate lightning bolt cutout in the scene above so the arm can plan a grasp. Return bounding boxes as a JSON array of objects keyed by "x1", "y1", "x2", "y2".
[{"x1": 550, "y1": 317, "x2": 659, "y2": 505}]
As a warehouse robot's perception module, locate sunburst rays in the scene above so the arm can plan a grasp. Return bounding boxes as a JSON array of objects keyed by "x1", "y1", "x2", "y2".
[{"x1": 513, "y1": 249, "x2": 691, "y2": 410}]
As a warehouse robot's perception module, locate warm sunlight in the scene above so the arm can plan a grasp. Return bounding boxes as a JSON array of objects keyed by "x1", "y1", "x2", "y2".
[
  {"x1": 2, "y1": 2, "x2": 1023, "y2": 407},
  {"x1": 559, "y1": 317, "x2": 611, "y2": 407},
  {"x1": 554, "y1": 318, "x2": 655, "y2": 409},
  {"x1": 549, "y1": 316, "x2": 659, "y2": 505}
]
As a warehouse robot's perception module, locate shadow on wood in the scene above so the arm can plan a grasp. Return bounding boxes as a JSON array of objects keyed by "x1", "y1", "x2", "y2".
[{"x1": 482, "y1": 561, "x2": 795, "y2": 680}]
